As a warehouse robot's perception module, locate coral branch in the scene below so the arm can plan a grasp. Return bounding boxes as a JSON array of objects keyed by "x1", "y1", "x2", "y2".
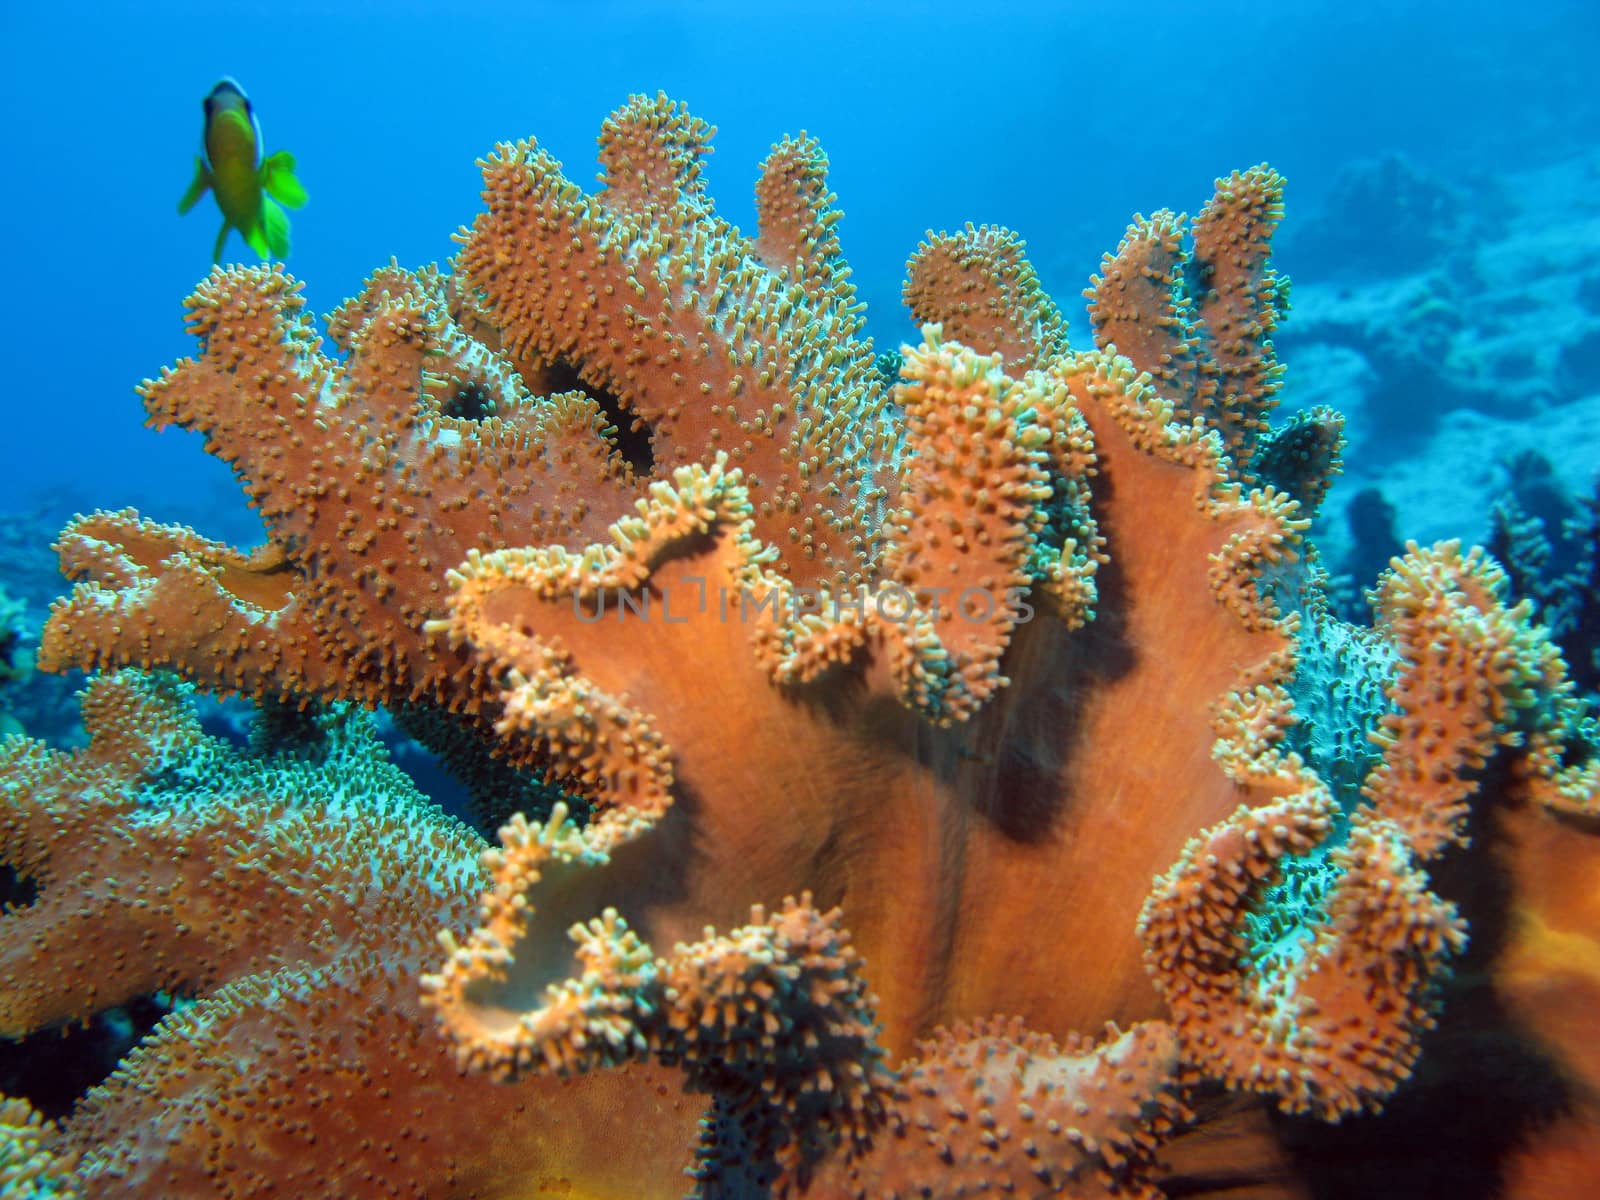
[
  {"x1": 460, "y1": 92, "x2": 897, "y2": 587},
  {"x1": 43, "y1": 263, "x2": 638, "y2": 771},
  {"x1": 1086, "y1": 166, "x2": 1288, "y2": 480},
  {"x1": 0, "y1": 675, "x2": 699, "y2": 1197},
  {"x1": 903, "y1": 225, "x2": 1070, "y2": 370},
  {"x1": 1142, "y1": 541, "x2": 1594, "y2": 1119}
]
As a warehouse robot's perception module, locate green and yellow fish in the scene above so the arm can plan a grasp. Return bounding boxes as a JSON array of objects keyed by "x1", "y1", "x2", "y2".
[{"x1": 178, "y1": 77, "x2": 307, "y2": 262}]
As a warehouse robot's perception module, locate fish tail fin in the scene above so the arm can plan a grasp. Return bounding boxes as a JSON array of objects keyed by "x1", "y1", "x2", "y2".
[
  {"x1": 261, "y1": 150, "x2": 308, "y2": 208},
  {"x1": 242, "y1": 215, "x2": 271, "y2": 260},
  {"x1": 261, "y1": 195, "x2": 291, "y2": 259},
  {"x1": 179, "y1": 156, "x2": 212, "y2": 215},
  {"x1": 212, "y1": 221, "x2": 230, "y2": 263}
]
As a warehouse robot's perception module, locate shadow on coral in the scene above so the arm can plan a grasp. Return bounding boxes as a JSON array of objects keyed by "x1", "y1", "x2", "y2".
[{"x1": 1273, "y1": 783, "x2": 1575, "y2": 1199}]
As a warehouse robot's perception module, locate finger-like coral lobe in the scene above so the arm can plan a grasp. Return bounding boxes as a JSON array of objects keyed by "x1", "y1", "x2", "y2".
[
  {"x1": 460, "y1": 94, "x2": 898, "y2": 589},
  {"x1": 1142, "y1": 542, "x2": 1598, "y2": 1119},
  {"x1": 1084, "y1": 166, "x2": 1288, "y2": 482},
  {"x1": 42, "y1": 264, "x2": 636, "y2": 771}
]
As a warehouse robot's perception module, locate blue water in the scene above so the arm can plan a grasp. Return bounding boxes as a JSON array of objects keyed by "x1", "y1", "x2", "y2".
[{"x1": 2, "y1": 0, "x2": 1595, "y2": 530}]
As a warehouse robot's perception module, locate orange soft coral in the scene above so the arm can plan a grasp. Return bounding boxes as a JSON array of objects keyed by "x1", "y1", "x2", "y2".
[
  {"x1": 21, "y1": 94, "x2": 1600, "y2": 1197},
  {"x1": 41, "y1": 265, "x2": 637, "y2": 773},
  {"x1": 0, "y1": 675, "x2": 698, "y2": 1197}
]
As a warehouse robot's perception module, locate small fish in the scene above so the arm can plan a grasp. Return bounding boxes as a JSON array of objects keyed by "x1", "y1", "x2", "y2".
[{"x1": 178, "y1": 77, "x2": 307, "y2": 262}]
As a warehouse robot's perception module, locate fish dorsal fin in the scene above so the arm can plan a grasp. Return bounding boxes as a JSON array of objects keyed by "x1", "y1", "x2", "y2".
[
  {"x1": 179, "y1": 156, "x2": 212, "y2": 214},
  {"x1": 261, "y1": 151, "x2": 308, "y2": 208}
]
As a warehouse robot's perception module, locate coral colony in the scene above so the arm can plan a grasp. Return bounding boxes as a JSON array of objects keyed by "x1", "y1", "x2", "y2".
[{"x1": 3, "y1": 94, "x2": 1597, "y2": 1197}]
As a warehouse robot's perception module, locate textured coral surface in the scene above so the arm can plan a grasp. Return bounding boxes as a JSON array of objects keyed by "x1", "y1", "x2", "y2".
[{"x1": 6, "y1": 94, "x2": 1598, "y2": 1197}]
